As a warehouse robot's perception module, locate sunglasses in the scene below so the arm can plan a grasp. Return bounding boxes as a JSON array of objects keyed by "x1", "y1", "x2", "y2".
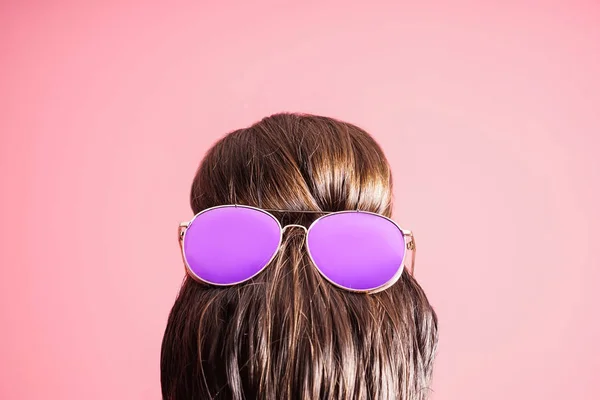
[{"x1": 177, "y1": 204, "x2": 416, "y2": 294}]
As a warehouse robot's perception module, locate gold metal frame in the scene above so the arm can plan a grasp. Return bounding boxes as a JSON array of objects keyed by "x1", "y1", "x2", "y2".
[{"x1": 178, "y1": 204, "x2": 416, "y2": 294}]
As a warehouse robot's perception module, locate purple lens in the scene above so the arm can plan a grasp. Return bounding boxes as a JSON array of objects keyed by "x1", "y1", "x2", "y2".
[
  {"x1": 183, "y1": 206, "x2": 281, "y2": 285},
  {"x1": 306, "y1": 212, "x2": 406, "y2": 291}
]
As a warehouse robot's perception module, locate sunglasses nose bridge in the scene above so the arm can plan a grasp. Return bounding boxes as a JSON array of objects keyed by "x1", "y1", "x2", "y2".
[{"x1": 281, "y1": 224, "x2": 308, "y2": 236}]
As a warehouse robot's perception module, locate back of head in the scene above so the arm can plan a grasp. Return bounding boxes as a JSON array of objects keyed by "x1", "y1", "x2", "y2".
[{"x1": 161, "y1": 113, "x2": 438, "y2": 400}]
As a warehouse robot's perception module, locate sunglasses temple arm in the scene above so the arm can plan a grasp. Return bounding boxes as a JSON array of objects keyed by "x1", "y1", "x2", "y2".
[
  {"x1": 178, "y1": 222, "x2": 188, "y2": 255},
  {"x1": 178, "y1": 220, "x2": 188, "y2": 235},
  {"x1": 404, "y1": 231, "x2": 416, "y2": 275}
]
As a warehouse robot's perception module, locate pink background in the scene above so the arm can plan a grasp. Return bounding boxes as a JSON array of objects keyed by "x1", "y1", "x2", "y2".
[{"x1": 1, "y1": 1, "x2": 599, "y2": 399}]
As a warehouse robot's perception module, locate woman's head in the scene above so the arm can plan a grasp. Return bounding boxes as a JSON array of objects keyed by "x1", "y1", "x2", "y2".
[{"x1": 161, "y1": 113, "x2": 438, "y2": 399}]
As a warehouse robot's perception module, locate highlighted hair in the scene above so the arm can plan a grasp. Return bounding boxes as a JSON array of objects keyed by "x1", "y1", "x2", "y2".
[{"x1": 161, "y1": 113, "x2": 438, "y2": 400}]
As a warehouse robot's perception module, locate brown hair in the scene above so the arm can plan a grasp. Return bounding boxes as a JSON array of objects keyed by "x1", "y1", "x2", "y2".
[{"x1": 161, "y1": 113, "x2": 438, "y2": 399}]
